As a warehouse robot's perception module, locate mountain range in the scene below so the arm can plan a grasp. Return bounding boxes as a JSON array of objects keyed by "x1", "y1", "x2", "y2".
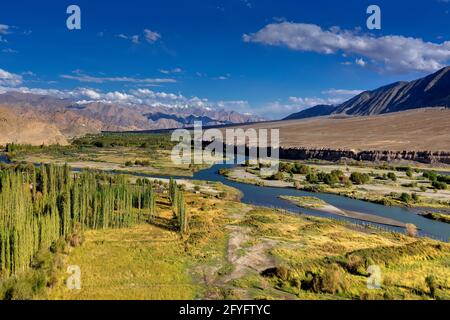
[
  {"x1": 0, "y1": 91, "x2": 264, "y2": 144},
  {"x1": 285, "y1": 66, "x2": 450, "y2": 120}
]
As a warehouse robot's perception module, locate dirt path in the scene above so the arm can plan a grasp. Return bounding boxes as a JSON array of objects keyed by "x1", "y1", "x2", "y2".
[{"x1": 222, "y1": 225, "x2": 278, "y2": 283}]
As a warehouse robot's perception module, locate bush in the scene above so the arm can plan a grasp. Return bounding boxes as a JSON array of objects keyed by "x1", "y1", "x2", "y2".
[
  {"x1": 68, "y1": 223, "x2": 85, "y2": 247},
  {"x1": 306, "y1": 173, "x2": 319, "y2": 184},
  {"x1": 425, "y1": 275, "x2": 437, "y2": 298},
  {"x1": 320, "y1": 264, "x2": 348, "y2": 294},
  {"x1": 302, "y1": 264, "x2": 348, "y2": 295},
  {"x1": 323, "y1": 173, "x2": 339, "y2": 186},
  {"x1": 399, "y1": 193, "x2": 412, "y2": 203},
  {"x1": 269, "y1": 172, "x2": 284, "y2": 181},
  {"x1": 432, "y1": 181, "x2": 448, "y2": 190},
  {"x1": 423, "y1": 171, "x2": 438, "y2": 182},
  {"x1": 293, "y1": 163, "x2": 311, "y2": 175},
  {"x1": 406, "y1": 168, "x2": 413, "y2": 178},
  {"x1": 350, "y1": 172, "x2": 370, "y2": 185},
  {"x1": 135, "y1": 160, "x2": 150, "y2": 166},
  {"x1": 93, "y1": 141, "x2": 105, "y2": 148},
  {"x1": 345, "y1": 255, "x2": 365, "y2": 275},
  {"x1": 387, "y1": 172, "x2": 397, "y2": 181}
]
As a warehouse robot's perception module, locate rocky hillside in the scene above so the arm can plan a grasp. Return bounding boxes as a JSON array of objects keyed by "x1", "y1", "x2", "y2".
[
  {"x1": 285, "y1": 66, "x2": 450, "y2": 120},
  {"x1": 0, "y1": 106, "x2": 68, "y2": 146}
]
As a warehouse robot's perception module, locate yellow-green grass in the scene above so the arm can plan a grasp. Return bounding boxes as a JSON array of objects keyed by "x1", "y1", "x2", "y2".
[
  {"x1": 38, "y1": 192, "x2": 450, "y2": 300},
  {"x1": 235, "y1": 208, "x2": 450, "y2": 300},
  {"x1": 44, "y1": 224, "x2": 199, "y2": 300},
  {"x1": 42, "y1": 190, "x2": 241, "y2": 300}
]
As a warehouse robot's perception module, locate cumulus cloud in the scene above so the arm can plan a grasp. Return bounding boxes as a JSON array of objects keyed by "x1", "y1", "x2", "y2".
[
  {"x1": 243, "y1": 22, "x2": 450, "y2": 72},
  {"x1": 0, "y1": 68, "x2": 23, "y2": 86},
  {"x1": 0, "y1": 82, "x2": 254, "y2": 116},
  {"x1": 144, "y1": 29, "x2": 161, "y2": 43},
  {"x1": 60, "y1": 71, "x2": 176, "y2": 84}
]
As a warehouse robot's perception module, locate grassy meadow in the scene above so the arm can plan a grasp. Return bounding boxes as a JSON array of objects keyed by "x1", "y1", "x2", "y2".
[{"x1": 37, "y1": 186, "x2": 450, "y2": 300}]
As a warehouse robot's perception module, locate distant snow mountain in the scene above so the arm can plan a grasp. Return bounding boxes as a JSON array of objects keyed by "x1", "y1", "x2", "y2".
[{"x1": 284, "y1": 66, "x2": 450, "y2": 120}]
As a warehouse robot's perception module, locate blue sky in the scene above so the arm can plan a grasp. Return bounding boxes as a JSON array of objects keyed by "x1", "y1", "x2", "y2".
[{"x1": 1, "y1": 0, "x2": 450, "y2": 119}]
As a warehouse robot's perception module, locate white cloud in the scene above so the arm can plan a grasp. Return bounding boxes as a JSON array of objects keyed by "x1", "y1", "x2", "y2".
[
  {"x1": 322, "y1": 89, "x2": 364, "y2": 96},
  {"x1": 60, "y1": 71, "x2": 176, "y2": 84},
  {"x1": 0, "y1": 24, "x2": 10, "y2": 35},
  {"x1": 159, "y1": 68, "x2": 183, "y2": 74},
  {"x1": 144, "y1": 29, "x2": 161, "y2": 43},
  {"x1": 214, "y1": 74, "x2": 230, "y2": 80},
  {"x1": 249, "y1": 95, "x2": 345, "y2": 120},
  {"x1": 117, "y1": 34, "x2": 129, "y2": 40},
  {"x1": 243, "y1": 22, "x2": 450, "y2": 72},
  {"x1": 2, "y1": 48, "x2": 17, "y2": 54},
  {"x1": 355, "y1": 58, "x2": 367, "y2": 67},
  {"x1": 131, "y1": 35, "x2": 140, "y2": 44},
  {"x1": 288, "y1": 96, "x2": 343, "y2": 107},
  {"x1": 0, "y1": 68, "x2": 23, "y2": 86}
]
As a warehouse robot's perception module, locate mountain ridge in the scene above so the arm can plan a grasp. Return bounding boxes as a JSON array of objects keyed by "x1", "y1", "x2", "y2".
[
  {"x1": 284, "y1": 67, "x2": 450, "y2": 120},
  {"x1": 0, "y1": 91, "x2": 265, "y2": 144}
]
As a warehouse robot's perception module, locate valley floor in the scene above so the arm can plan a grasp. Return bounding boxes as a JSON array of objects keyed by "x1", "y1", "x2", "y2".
[{"x1": 40, "y1": 181, "x2": 450, "y2": 300}]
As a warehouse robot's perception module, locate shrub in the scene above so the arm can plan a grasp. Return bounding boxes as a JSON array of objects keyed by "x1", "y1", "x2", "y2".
[
  {"x1": 68, "y1": 223, "x2": 85, "y2": 247},
  {"x1": 423, "y1": 171, "x2": 438, "y2": 182},
  {"x1": 306, "y1": 173, "x2": 319, "y2": 184},
  {"x1": 320, "y1": 264, "x2": 348, "y2": 294},
  {"x1": 125, "y1": 161, "x2": 133, "y2": 167},
  {"x1": 406, "y1": 168, "x2": 413, "y2": 178},
  {"x1": 323, "y1": 173, "x2": 339, "y2": 186},
  {"x1": 292, "y1": 163, "x2": 311, "y2": 175},
  {"x1": 269, "y1": 172, "x2": 284, "y2": 181},
  {"x1": 350, "y1": 172, "x2": 370, "y2": 185},
  {"x1": 345, "y1": 255, "x2": 365, "y2": 275},
  {"x1": 387, "y1": 172, "x2": 397, "y2": 181},
  {"x1": 399, "y1": 193, "x2": 412, "y2": 203},
  {"x1": 432, "y1": 181, "x2": 448, "y2": 190},
  {"x1": 425, "y1": 275, "x2": 437, "y2": 298},
  {"x1": 93, "y1": 141, "x2": 105, "y2": 148}
]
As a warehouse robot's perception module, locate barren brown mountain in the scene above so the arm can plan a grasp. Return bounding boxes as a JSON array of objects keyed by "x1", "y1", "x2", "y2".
[
  {"x1": 228, "y1": 108, "x2": 450, "y2": 152},
  {"x1": 0, "y1": 107, "x2": 68, "y2": 146}
]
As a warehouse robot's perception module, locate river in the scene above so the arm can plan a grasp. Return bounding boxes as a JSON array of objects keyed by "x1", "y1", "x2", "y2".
[{"x1": 1, "y1": 154, "x2": 449, "y2": 241}]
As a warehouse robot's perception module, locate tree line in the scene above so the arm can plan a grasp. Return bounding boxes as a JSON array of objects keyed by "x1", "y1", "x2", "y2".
[{"x1": 0, "y1": 164, "x2": 158, "y2": 277}]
